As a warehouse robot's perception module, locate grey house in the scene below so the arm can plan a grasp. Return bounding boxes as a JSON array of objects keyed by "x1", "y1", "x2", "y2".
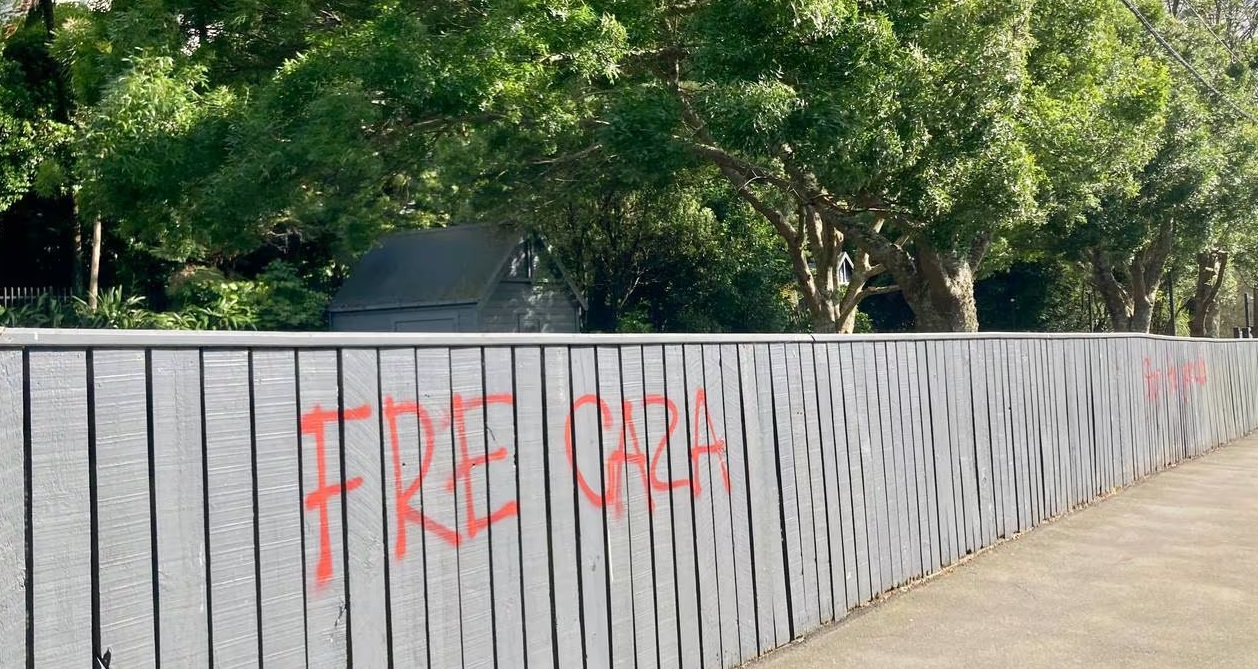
[{"x1": 328, "y1": 225, "x2": 585, "y2": 333}]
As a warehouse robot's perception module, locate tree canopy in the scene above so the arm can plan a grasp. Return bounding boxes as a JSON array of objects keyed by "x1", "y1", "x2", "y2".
[{"x1": 2, "y1": 0, "x2": 1258, "y2": 334}]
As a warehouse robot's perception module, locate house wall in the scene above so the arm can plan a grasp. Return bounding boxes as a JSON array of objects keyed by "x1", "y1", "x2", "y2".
[
  {"x1": 0, "y1": 330, "x2": 1252, "y2": 668},
  {"x1": 330, "y1": 305, "x2": 479, "y2": 332},
  {"x1": 479, "y1": 280, "x2": 580, "y2": 333}
]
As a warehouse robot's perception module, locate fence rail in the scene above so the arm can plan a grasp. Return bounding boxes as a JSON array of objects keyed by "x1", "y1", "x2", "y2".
[
  {"x1": 0, "y1": 286, "x2": 71, "y2": 308},
  {"x1": 0, "y1": 328, "x2": 1254, "y2": 669}
]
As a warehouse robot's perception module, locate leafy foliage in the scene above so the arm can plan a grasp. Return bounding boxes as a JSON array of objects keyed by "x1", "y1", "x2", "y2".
[{"x1": 4, "y1": 0, "x2": 1258, "y2": 335}]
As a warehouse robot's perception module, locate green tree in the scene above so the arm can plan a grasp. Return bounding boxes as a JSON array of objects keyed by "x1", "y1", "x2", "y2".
[
  {"x1": 1069, "y1": 2, "x2": 1258, "y2": 334},
  {"x1": 576, "y1": 0, "x2": 1168, "y2": 331},
  {"x1": 1, "y1": 1, "x2": 75, "y2": 285},
  {"x1": 62, "y1": 0, "x2": 627, "y2": 268}
]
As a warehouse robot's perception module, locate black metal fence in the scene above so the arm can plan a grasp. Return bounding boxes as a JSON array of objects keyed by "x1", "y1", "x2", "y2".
[{"x1": 0, "y1": 286, "x2": 71, "y2": 308}]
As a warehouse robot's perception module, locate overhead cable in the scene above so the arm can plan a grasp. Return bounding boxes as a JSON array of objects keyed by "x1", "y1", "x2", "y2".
[{"x1": 1117, "y1": 0, "x2": 1258, "y2": 124}]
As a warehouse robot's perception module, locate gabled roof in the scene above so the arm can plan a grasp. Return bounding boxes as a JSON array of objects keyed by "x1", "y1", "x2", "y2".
[
  {"x1": 329, "y1": 224, "x2": 525, "y2": 313},
  {"x1": 329, "y1": 224, "x2": 585, "y2": 313}
]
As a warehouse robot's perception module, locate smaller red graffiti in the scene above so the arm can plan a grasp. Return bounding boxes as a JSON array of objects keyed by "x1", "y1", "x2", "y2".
[{"x1": 1143, "y1": 357, "x2": 1207, "y2": 402}]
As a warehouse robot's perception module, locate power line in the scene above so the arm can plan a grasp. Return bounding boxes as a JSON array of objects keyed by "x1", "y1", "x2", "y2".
[
  {"x1": 1117, "y1": 0, "x2": 1258, "y2": 124},
  {"x1": 1179, "y1": 0, "x2": 1240, "y2": 61}
]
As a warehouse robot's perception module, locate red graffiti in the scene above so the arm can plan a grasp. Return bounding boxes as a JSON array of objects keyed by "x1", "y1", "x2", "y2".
[
  {"x1": 689, "y1": 388, "x2": 732, "y2": 497},
  {"x1": 299, "y1": 386, "x2": 730, "y2": 587},
  {"x1": 383, "y1": 397, "x2": 457, "y2": 555},
  {"x1": 645, "y1": 395, "x2": 689, "y2": 493},
  {"x1": 1144, "y1": 357, "x2": 1207, "y2": 402},
  {"x1": 301, "y1": 404, "x2": 369, "y2": 588},
  {"x1": 564, "y1": 388, "x2": 731, "y2": 519},
  {"x1": 447, "y1": 393, "x2": 519, "y2": 539}
]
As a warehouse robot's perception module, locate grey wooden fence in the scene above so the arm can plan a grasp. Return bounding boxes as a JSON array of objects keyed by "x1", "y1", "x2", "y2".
[{"x1": 0, "y1": 329, "x2": 1254, "y2": 669}]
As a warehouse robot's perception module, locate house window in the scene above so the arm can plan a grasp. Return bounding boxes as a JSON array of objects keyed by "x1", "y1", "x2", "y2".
[{"x1": 518, "y1": 314, "x2": 541, "y2": 333}]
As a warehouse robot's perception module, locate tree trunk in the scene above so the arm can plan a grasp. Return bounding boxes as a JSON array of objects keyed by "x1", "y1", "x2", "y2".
[
  {"x1": 88, "y1": 216, "x2": 102, "y2": 311},
  {"x1": 899, "y1": 246, "x2": 979, "y2": 332},
  {"x1": 715, "y1": 169, "x2": 882, "y2": 334},
  {"x1": 1130, "y1": 289, "x2": 1156, "y2": 333},
  {"x1": 1189, "y1": 249, "x2": 1228, "y2": 338},
  {"x1": 1085, "y1": 218, "x2": 1175, "y2": 333},
  {"x1": 1090, "y1": 253, "x2": 1134, "y2": 331},
  {"x1": 72, "y1": 213, "x2": 84, "y2": 295},
  {"x1": 1206, "y1": 292, "x2": 1222, "y2": 337},
  {"x1": 836, "y1": 307, "x2": 859, "y2": 334}
]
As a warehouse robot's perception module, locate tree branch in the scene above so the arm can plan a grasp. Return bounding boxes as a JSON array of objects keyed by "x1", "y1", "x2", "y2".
[
  {"x1": 858, "y1": 284, "x2": 903, "y2": 297},
  {"x1": 968, "y1": 232, "x2": 994, "y2": 268},
  {"x1": 716, "y1": 165, "x2": 797, "y2": 241},
  {"x1": 818, "y1": 209, "x2": 917, "y2": 283}
]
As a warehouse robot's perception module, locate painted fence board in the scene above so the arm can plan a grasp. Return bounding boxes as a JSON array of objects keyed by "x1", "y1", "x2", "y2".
[
  {"x1": 1075, "y1": 342, "x2": 1094, "y2": 503},
  {"x1": 949, "y1": 341, "x2": 978, "y2": 556},
  {"x1": 898, "y1": 342, "x2": 925, "y2": 581},
  {"x1": 595, "y1": 346, "x2": 635, "y2": 669},
  {"x1": 685, "y1": 344, "x2": 724, "y2": 668},
  {"x1": 642, "y1": 345, "x2": 681, "y2": 667},
  {"x1": 811, "y1": 344, "x2": 847, "y2": 617},
  {"x1": 341, "y1": 349, "x2": 391, "y2": 669},
  {"x1": 570, "y1": 346, "x2": 611, "y2": 667},
  {"x1": 967, "y1": 341, "x2": 995, "y2": 550},
  {"x1": 619, "y1": 345, "x2": 659, "y2": 669},
  {"x1": 415, "y1": 347, "x2": 463, "y2": 669},
  {"x1": 93, "y1": 350, "x2": 156, "y2": 669},
  {"x1": 876, "y1": 343, "x2": 907, "y2": 586},
  {"x1": 701, "y1": 345, "x2": 741, "y2": 668},
  {"x1": 664, "y1": 344, "x2": 702, "y2": 668},
  {"x1": 1007, "y1": 340, "x2": 1032, "y2": 534},
  {"x1": 723, "y1": 343, "x2": 759, "y2": 660},
  {"x1": 750, "y1": 344, "x2": 790, "y2": 648},
  {"x1": 378, "y1": 347, "x2": 427, "y2": 668},
  {"x1": 838, "y1": 343, "x2": 873, "y2": 603},
  {"x1": 769, "y1": 343, "x2": 806, "y2": 631},
  {"x1": 29, "y1": 351, "x2": 92, "y2": 668},
  {"x1": 901, "y1": 342, "x2": 930, "y2": 573},
  {"x1": 296, "y1": 350, "x2": 350, "y2": 669},
  {"x1": 0, "y1": 350, "x2": 25, "y2": 666},
  {"x1": 514, "y1": 347, "x2": 555, "y2": 668},
  {"x1": 913, "y1": 341, "x2": 942, "y2": 573},
  {"x1": 251, "y1": 350, "x2": 309, "y2": 668},
  {"x1": 824, "y1": 343, "x2": 859, "y2": 611},
  {"x1": 1051, "y1": 342, "x2": 1071, "y2": 512},
  {"x1": 996, "y1": 340, "x2": 1017, "y2": 531},
  {"x1": 543, "y1": 346, "x2": 583, "y2": 668},
  {"x1": 150, "y1": 350, "x2": 210, "y2": 667},
  {"x1": 925, "y1": 341, "x2": 957, "y2": 567},
  {"x1": 484, "y1": 347, "x2": 525, "y2": 668},
  {"x1": 450, "y1": 348, "x2": 495, "y2": 669},
  {"x1": 783, "y1": 344, "x2": 819, "y2": 630},
  {"x1": 1027, "y1": 340, "x2": 1046, "y2": 525},
  {"x1": 202, "y1": 350, "x2": 260, "y2": 669},
  {"x1": 797, "y1": 344, "x2": 832, "y2": 625},
  {"x1": 879, "y1": 343, "x2": 910, "y2": 586},
  {"x1": 863, "y1": 343, "x2": 894, "y2": 590},
  {"x1": 1096, "y1": 342, "x2": 1117, "y2": 492}
]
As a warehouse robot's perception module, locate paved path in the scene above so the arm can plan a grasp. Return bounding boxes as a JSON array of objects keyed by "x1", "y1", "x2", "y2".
[{"x1": 749, "y1": 435, "x2": 1258, "y2": 669}]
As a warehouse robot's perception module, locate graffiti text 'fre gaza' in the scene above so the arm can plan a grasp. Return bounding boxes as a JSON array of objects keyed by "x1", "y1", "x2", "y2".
[{"x1": 300, "y1": 387, "x2": 731, "y2": 587}]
